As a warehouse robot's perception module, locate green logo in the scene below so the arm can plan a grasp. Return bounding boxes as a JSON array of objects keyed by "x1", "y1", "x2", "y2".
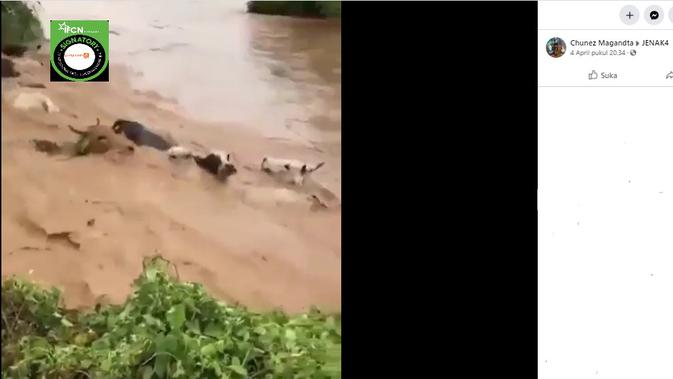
[{"x1": 50, "y1": 20, "x2": 109, "y2": 82}]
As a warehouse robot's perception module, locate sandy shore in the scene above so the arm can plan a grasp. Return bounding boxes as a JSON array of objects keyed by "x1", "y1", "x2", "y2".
[{"x1": 1, "y1": 53, "x2": 341, "y2": 313}]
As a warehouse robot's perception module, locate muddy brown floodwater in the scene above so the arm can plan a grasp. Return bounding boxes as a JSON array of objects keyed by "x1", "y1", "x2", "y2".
[
  {"x1": 37, "y1": 0, "x2": 341, "y2": 194},
  {"x1": 1, "y1": 1, "x2": 341, "y2": 312}
]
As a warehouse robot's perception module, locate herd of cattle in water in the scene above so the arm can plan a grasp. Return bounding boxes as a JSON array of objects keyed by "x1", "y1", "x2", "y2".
[{"x1": 54, "y1": 118, "x2": 326, "y2": 187}]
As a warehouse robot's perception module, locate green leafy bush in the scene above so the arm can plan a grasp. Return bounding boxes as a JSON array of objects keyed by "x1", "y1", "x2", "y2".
[
  {"x1": 1, "y1": 256, "x2": 341, "y2": 378},
  {"x1": 315, "y1": 2, "x2": 341, "y2": 18},
  {"x1": 246, "y1": 2, "x2": 341, "y2": 18},
  {"x1": 1, "y1": 1, "x2": 44, "y2": 50}
]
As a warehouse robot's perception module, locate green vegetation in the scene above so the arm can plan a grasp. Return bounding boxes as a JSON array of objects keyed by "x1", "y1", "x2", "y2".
[
  {"x1": 246, "y1": 1, "x2": 341, "y2": 18},
  {"x1": 1, "y1": 1, "x2": 43, "y2": 52},
  {"x1": 1, "y1": 256, "x2": 341, "y2": 378}
]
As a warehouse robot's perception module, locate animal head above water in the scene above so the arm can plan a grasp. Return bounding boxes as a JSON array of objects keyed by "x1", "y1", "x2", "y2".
[
  {"x1": 112, "y1": 119, "x2": 134, "y2": 134},
  {"x1": 301, "y1": 161, "x2": 325, "y2": 175},
  {"x1": 260, "y1": 157, "x2": 326, "y2": 186},
  {"x1": 219, "y1": 162, "x2": 238, "y2": 178}
]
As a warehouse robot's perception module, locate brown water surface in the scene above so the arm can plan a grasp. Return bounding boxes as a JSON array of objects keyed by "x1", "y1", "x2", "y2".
[{"x1": 1, "y1": 1, "x2": 341, "y2": 312}]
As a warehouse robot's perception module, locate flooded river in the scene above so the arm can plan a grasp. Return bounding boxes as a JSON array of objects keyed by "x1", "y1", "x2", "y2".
[
  {"x1": 36, "y1": 0, "x2": 341, "y2": 151},
  {"x1": 3, "y1": 1, "x2": 342, "y2": 311}
]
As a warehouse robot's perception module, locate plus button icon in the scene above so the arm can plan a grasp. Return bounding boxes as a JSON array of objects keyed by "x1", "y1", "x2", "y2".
[{"x1": 621, "y1": 6, "x2": 639, "y2": 25}]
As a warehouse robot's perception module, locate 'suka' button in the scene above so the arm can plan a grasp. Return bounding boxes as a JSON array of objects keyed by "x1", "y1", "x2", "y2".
[
  {"x1": 600, "y1": 71, "x2": 619, "y2": 79},
  {"x1": 588, "y1": 70, "x2": 619, "y2": 80}
]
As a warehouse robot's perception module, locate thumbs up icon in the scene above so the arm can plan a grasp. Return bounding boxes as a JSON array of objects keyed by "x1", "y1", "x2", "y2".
[{"x1": 588, "y1": 70, "x2": 598, "y2": 80}]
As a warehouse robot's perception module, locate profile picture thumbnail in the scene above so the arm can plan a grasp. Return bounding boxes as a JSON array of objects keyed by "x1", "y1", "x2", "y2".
[{"x1": 546, "y1": 37, "x2": 566, "y2": 58}]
